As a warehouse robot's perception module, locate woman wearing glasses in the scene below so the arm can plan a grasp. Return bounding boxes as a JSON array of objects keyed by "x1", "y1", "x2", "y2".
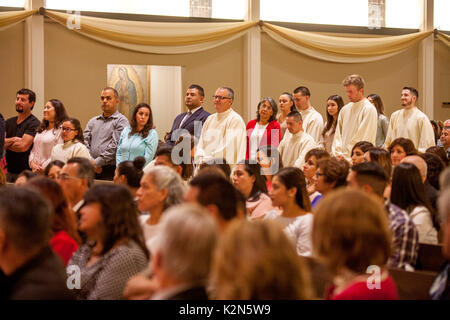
[
  {"x1": 312, "y1": 157, "x2": 349, "y2": 206},
  {"x1": 50, "y1": 118, "x2": 91, "y2": 163},
  {"x1": 29, "y1": 99, "x2": 68, "y2": 173},
  {"x1": 245, "y1": 98, "x2": 281, "y2": 161}
]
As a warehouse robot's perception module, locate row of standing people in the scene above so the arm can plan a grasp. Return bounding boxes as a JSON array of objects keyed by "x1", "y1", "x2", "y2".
[
  {"x1": 1, "y1": 88, "x2": 158, "y2": 183},
  {"x1": 1, "y1": 74, "x2": 443, "y2": 184}
]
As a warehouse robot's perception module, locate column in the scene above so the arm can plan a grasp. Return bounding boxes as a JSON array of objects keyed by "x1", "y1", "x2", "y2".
[
  {"x1": 24, "y1": 0, "x2": 45, "y2": 116},
  {"x1": 418, "y1": 0, "x2": 434, "y2": 119},
  {"x1": 243, "y1": 0, "x2": 260, "y2": 122}
]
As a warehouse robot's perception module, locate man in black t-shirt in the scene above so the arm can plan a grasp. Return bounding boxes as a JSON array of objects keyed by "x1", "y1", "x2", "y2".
[{"x1": 4, "y1": 88, "x2": 40, "y2": 182}]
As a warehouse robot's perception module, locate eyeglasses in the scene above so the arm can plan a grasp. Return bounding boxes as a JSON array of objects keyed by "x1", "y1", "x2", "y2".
[
  {"x1": 259, "y1": 104, "x2": 272, "y2": 110},
  {"x1": 57, "y1": 174, "x2": 80, "y2": 181},
  {"x1": 62, "y1": 127, "x2": 77, "y2": 132},
  {"x1": 212, "y1": 95, "x2": 231, "y2": 101}
]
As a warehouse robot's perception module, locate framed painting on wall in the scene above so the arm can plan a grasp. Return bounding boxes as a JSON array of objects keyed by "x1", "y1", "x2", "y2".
[{"x1": 107, "y1": 64, "x2": 150, "y2": 121}]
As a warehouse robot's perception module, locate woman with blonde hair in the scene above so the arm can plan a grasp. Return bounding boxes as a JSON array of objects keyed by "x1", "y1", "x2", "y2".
[
  {"x1": 312, "y1": 189, "x2": 398, "y2": 300},
  {"x1": 210, "y1": 219, "x2": 312, "y2": 300}
]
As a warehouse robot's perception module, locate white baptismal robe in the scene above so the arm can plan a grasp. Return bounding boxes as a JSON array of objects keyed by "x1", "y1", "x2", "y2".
[
  {"x1": 332, "y1": 98, "x2": 377, "y2": 162},
  {"x1": 384, "y1": 106, "x2": 435, "y2": 152},
  {"x1": 194, "y1": 108, "x2": 246, "y2": 165},
  {"x1": 278, "y1": 130, "x2": 316, "y2": 168},
  {"x1": 299, "y1": 106, "x2": 324, "y2": 143}
]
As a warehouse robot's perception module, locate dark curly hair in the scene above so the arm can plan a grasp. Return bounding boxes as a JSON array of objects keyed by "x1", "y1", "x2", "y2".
[
  {"x1": 420, "y1": 152, "x2": 445, "y2": 190},
  {"x1": 316, "y1": 157, "x2": 350, "y2": 189},
  {"x1": 36, "y1": 99, "x2": 69, "y2": 133},
  {"x1": 130, "y1": 103, "x2": 154, "y2": 138},
  {"x1": 82, "y1": 184, "x2": 149, "y2": 258},
  {"x1": 388, "y1": 138, "x2": 417, "y2": 156}
]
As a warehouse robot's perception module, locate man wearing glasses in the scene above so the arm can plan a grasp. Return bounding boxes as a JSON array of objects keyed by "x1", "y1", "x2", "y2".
[
  {"x1": 57, "y1": 157, "x2": 94, "y2": 213},
  {"x1": 194, "y1": 87, "x2": 246, "y2": 167}
]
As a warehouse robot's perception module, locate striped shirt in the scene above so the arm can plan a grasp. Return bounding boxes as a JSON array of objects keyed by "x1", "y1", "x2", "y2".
[{"x1": 385, "y1": 201, "x2": 419, "y2": 270}]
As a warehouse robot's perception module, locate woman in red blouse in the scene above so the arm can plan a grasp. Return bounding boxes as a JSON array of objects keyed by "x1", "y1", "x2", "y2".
[
  {"x1": 27, "y1": 176, "x2": 80, "y2": 265},
  {"x1": 245, "y1": 98, "x2": 281, "y2": 161},
  {"x1": 312, "y1": 188, "x2": 398, "y2": 300}
]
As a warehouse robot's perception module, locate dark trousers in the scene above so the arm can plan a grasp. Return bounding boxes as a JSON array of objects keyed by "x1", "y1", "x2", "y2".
[{"x1": 95, "y1": 164, "x2": 116, "y2": 181}]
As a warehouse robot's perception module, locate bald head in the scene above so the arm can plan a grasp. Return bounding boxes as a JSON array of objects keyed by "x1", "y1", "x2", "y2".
[{"x1": 401, "y1": 155, "x2": 427, "y2": 183}]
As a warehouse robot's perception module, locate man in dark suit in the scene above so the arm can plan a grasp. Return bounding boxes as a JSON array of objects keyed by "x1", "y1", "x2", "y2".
[{"x1": 164, "y1": 84, "x2": 210, "y2": 146}]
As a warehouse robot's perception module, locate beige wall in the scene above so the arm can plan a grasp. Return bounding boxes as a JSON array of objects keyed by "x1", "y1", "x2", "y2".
[
  {"x1": 261, "y1": 33, "x2": 421, "y2": 120},
  {"x1": 43, "y1": 20, "x2": 244, "y2": 130},
  {"x1": 0, "y1": 22, "x2": 25, "y2": 119},
  {"x1": 434, "y1": 40, "x2": 450, "y2": 122},
  {"x1": 0, "y1": 20, "x2": 448, "y2": 128},
  {"x1": 150, "y1": 65, "x2": 182, "y2": 139}
]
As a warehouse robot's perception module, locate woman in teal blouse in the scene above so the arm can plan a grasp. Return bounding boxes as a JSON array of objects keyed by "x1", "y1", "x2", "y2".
[{"x1": 116, "y1": 103, "x2": 158, "y2": 167}]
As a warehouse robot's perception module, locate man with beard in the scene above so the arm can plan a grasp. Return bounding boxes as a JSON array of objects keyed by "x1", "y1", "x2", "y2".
[
  {"x1": 384, "y1": 87, "x2": 435, "y2": 153},
  {"x1": 4, "y1": 89, "x2": 40, "y2": 182},
  {"x1": 332, "y1": 74, "x2": 378, "y2": 162}
]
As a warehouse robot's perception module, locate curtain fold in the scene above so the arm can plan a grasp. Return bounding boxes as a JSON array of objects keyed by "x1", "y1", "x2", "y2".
[
  {"x1": 4, "y1": 9, "x2": 440, "y2": 59},
  {"x1": 262, "y1": 22, "x2": 433, "y2": 63},
  {"x1": 0, "y1": 10, "x2": 37, "y2": 31},
  {"x1": 436, "y1": 31, "x2": 450, "y2": 48},
  {"x1": 44, "y1": 10, "x2": 257, "y2": 54}
]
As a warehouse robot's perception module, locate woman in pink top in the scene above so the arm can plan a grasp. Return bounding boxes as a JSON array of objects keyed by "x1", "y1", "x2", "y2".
[
  {"x1": 29, "y1": 99, "x2": 68, "y2": 173},
  {"x1": 232, "y1": 161, "x2": 275, "y2": 220},
  {"x1": 313, "y1": 189, "x2": 398, "y2": 300},
  {"x1": 27, "y1": 176, "x2": 80, "y2": 265}
]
